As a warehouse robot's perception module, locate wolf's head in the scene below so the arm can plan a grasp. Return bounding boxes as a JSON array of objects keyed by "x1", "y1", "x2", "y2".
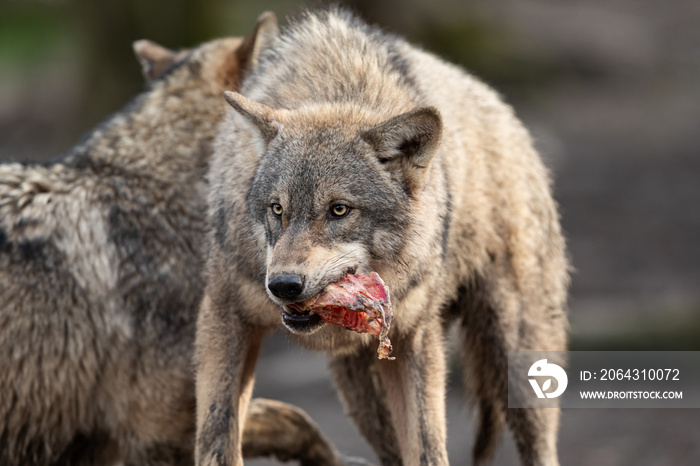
[
  {"x1": 224, "y1": 92, "x2": 442, "y2": 334},
  {"x1": 133, "y1": 11, "x2": 279, "y2": 90},
  {"x1": 94, "y1": 12, "x2": 279, "y2": 173}
]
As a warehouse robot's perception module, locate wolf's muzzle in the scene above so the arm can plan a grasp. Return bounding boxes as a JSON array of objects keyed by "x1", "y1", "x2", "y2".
[{"x1": 268, "y1": 273, "x2": 305, "y2": 300}]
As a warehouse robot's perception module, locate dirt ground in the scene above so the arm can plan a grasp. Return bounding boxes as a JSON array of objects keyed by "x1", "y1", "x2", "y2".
[{"x1": 244, "y1": 330, "x2": 700, "y2": 466}]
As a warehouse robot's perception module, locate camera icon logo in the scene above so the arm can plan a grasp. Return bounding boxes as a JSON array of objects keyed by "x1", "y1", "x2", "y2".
[{"x1": 528, "y1": 359, "x2": 568, "y2": 399}]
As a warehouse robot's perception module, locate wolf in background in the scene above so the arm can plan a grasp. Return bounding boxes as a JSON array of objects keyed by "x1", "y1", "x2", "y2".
[
  {"x1": 1, "y1": 13, "x2": 348, "y2": 466},
  {"x1": 196, "y1": 8, "x2": 569, "y2": 466}
]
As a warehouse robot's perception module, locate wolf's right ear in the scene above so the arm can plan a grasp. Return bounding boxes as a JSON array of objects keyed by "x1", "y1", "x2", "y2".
[
  {"x1": 236, "y1": 11, "x2": 279, "y2": 74},
  {"x1": 224, "y1": 91, "x2": 281, "y2": 144},
  {"x1": 361, "y1": 107, "x2": 442, "y2": 193},
  {"x1": 133, "y1": 40, "x2": 186, "y2": 81}
]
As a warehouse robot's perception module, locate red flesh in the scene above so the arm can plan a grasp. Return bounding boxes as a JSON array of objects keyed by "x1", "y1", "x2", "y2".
[{"x1": 292, "y1": 272, "x2": 395, "y2": 359}]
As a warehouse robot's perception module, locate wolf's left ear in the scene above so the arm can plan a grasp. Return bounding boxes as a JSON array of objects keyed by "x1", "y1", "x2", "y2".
[
  {"x1": 133, "y1": 40, "x2": 187, "y2": 81},
  {"x1": 361, "y1": 107, "x2": 442, "y2": 192}
]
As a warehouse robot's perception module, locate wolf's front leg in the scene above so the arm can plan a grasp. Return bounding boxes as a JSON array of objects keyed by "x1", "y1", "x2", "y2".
[
  {"x1": 376, "y1": 321, "x2": 449, "y2": 466},
  {"x1": 329, "y1": 348, "x2": 403, "y2": 466},
  {"x1": 195, "y1": 294, "x2": 264, "y2": 466}
]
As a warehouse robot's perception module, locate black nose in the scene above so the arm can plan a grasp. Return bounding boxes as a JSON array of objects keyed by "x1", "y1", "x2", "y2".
[{"x1": 268, "y1": 274, "x2": 305, "y2": 300}]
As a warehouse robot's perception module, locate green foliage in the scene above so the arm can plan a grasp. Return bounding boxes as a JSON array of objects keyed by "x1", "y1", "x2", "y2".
[{"x1": 0, "y1": 4, "x2": 75, "y2": 69}]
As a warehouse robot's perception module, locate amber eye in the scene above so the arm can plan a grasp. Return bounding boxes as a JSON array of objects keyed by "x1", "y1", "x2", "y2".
[
  {"x1": 330, "y1": 204, "x2": 350, "y2": 218},
  {"x1": 271, "y1": 203, "x2": 283, "y2": 217}
]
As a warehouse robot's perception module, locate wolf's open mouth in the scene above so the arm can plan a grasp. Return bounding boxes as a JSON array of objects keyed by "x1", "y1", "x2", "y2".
[
  {"x1": 282, "y1": 306, "x2": 323, "y2": 331},
  {"x1": 286, "y1": 272, "x2": 395, "y2": 359}
]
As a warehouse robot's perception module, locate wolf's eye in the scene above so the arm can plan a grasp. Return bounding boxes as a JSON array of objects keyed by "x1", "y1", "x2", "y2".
[
  {"x1": 271, "y1": 203, "x2": 283, "y2": 217},
  {"x1": 330, "y1": 204, "x2": 350, "y2": 218}
]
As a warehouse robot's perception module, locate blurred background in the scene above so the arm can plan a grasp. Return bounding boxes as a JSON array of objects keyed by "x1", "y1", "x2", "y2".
[{"x1": 1, "y1": 0, "x2": 699, "y2": 464}]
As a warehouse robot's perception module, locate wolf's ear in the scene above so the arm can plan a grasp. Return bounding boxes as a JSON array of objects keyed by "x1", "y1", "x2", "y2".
[
  {"x1": 133, "y1": 40, "x2": 186, "y2": 81},
  {"x1": 361, "y1": 107, "x2": 442, "y2": 192},
  {"x1": 224, "y1": 91, "x2": 281, "y2": 144},
  {"x1": 236, "y1": 11, "x2": 279, "y2": 74}
]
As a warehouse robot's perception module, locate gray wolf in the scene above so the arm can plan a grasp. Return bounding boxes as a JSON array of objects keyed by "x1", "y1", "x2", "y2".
[
  {"x1": 1, "y1": 13, "x2": 346, "y2": 466},
  {"x1": 196, "y1": 7, "x2": 569, "y2": 466}
]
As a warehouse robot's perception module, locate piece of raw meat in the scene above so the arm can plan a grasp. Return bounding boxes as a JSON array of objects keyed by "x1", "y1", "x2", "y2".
[{"x1": 290, "y1": 272, "x2": 395, "y2": 360}]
